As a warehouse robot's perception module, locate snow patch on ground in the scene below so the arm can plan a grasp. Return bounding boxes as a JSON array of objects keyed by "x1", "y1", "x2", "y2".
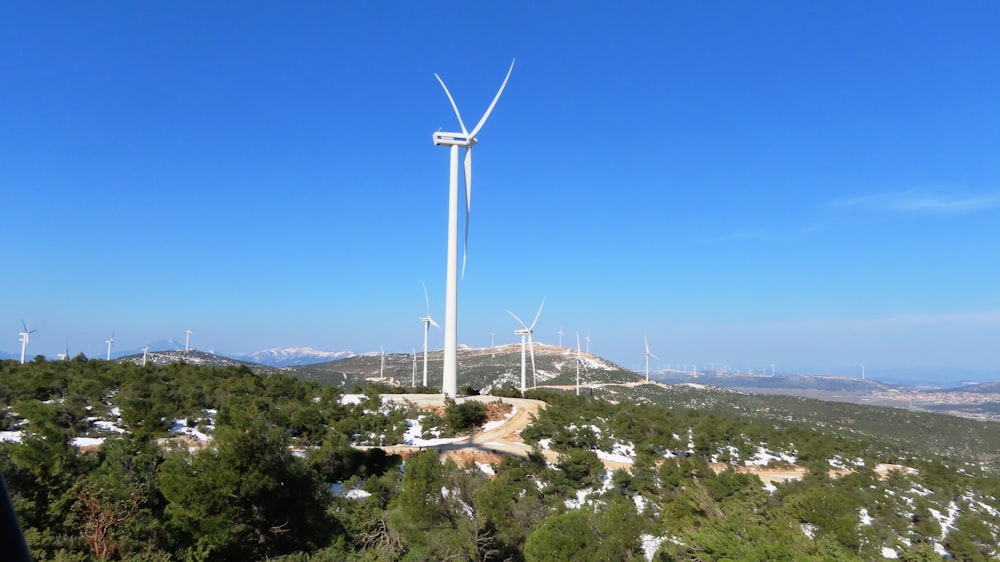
[
  {"x1": 640, "y1": 534, "x2": 667, "y2": 561},
  {"x1": 482, "y1": 407, "x2": 515, "y2": 432},
  {"x1": 92, "y1": 420, "x2": 126, "y2": 433},
  {"x1": 72, "y1": 437, "x2": 105, "y2": 448},
  {"x1": 340, "y1": 394, "x2": 365, "y2": 405},
  {"x1": 0, "y1": 431, "x2": 23, "y2": 443},
  {"x1": 345, "y1": 489, "x2": 371, "y2": 500},
  {"x1": 746, "y1": 445, "x2": 797, "y2": 466},
  {"x1": 402, "y1": 416, "x2": 462, "y2": 447}
]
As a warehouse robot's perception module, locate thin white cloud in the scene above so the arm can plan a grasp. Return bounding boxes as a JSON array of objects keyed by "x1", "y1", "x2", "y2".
[{"x1": 832, "y1": 187, "x2": 1000, "y2": 214}]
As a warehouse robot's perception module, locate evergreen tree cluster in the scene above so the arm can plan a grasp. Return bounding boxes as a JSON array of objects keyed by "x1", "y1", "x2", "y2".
[{"x1": 0, "y1": 359, "x2": 998, "y2": 561}]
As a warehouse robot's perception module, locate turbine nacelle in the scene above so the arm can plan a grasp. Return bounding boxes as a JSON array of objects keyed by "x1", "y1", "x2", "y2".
[{"x1": 433, "y1": 132, "x2": 477, "y2": 147}]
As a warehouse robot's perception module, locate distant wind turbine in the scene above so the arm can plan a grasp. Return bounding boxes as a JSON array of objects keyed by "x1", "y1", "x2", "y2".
[
  {"x1": 379, "y1": 345, "x2": 385, "y2": 380},
  {"x1": 585, "y1": 333, "x2": 591, "y2": 354},
  {"x1": 18, "y1": 320, "x2": 36, "y2": 364},
  {"x1": 557, "y1": 327, "x2": 563, "y2": 348},
  {"x1": 433, "y1": 59, "x2": 515, "y2": 397},
  {"x1": 105, "y1": 331, "x2": 115, "y2": 361},
  {"x1": 507, "y1": 299, "x2": 544, "y2": 393},
  {"x1": 142, "y1": 347, "x2": 149, "y2": 367},
  {"x1": 861, "y1": 363, "x2": 865, "y2": 381},
  {"x1": 644, "y1": 334, "x2": 659, "y2": 382},
  {"x1": 412, "y1": 349, "x2": 417, "y2": 388},
  {"x1": 419, "y1": 282, "x2": 441, "y2": 387},
  {"x1": 184, "y1": 329, "x2": 192, "y2": 352}
]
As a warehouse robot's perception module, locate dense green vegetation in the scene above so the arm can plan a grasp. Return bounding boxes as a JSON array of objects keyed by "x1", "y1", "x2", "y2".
[{"x1": 1, "y1": 358, "x2": 999, "y2": 561}]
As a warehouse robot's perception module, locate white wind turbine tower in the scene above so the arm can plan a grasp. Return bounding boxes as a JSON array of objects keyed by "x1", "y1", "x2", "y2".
[
  {"x1": 644, "y1": 334, "x2": 659, "y2": 382},
  {"x1": 557, "y1": 328, "x2": 564, "y2": 348},
  {"x1": 419, "y1": 282, "x2": 441, "y2": 387},
  {"x1": 433, "y1": 59, "x2": 515, "y2": 397},
  {"x1": 184, "y1": 329, "x2": 192, "y2": 352},
  {"x1": 105, "y1": 331, "x2": 114, "y2": 361},
  {"x1": 507, "y1": 299, "x2": 544, "y2": 393},
  {"x1": 142, "y1": 347, "x2": 150, "y2": 366},
  {"x1": 412, "y1": 349, "x2": 417, "y2": 388},
  {"x1": 379, "y1": 345, "x2": 386, "y2": 380},
  {"x1": 585, "y1": 333, "x2": 591, "y2": 354},
  {"x1": 576, "y1": 331, "x2": 583, "y2": 396},
  {"x1": 18, "y1": 320, "x2": 36, "y2": 364}
]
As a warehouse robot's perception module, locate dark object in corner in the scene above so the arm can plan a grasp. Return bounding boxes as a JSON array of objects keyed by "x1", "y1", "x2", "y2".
[{"x1": 0, "y1": 471, "x2": 31, "y2": 561}]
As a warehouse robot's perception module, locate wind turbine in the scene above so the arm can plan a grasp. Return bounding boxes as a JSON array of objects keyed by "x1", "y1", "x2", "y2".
[
  {"x1": 576, "y1": 331, "x2": 583, "y2": 396},
  {"x1": 644, "y1": 335, "x2": 659, "y2": 382},
  {"x1": 557, "y1": 327, "x2": 564, "y2": 348},
  {"x1": 142, "y1": 347, "x2": 149, "y2": 367},
  {"x1": 507, "y1": 299, "x2": 544, "y2": 393},
  {"x1": 419, "y1": 282, "x2": 441, "y2": 387},
  {"x1": 433, "y1": 59, "x2": 515, "y2": 397},
  {"x1": 585, "y1": 333, "x2": 591, "y2": 354},
  {"x1": 491, "y1": 332, "x2": 496, "y2": 357},
  {"x1": 105, "y1": 331, "x2": 114, "y2": 361},
  {"x1": 412, "y1": 349, "x2": 417, "y2": 388},
  {"x1": 184, "y1": 329, "x2": 192, "y2": 352},
  {"x1": 18, "y1": 320, "x2": 36, "y2": 364},
  {"x1": 379, "y1": 345, "x2": 385, "y2": 380}
]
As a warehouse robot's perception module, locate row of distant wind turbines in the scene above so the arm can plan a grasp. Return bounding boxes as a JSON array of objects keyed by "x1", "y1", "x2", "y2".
[
  {"x1": 15, "y1": 320, "x2": 193, "y2": 366},
  {"x1": 378, "y1": 287, "x2": 666, "y2": 397}
]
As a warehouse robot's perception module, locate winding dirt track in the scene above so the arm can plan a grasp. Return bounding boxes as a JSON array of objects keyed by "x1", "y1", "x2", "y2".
[{"x1": 377, "y1": 386, "x2": 897, "y2": 483}]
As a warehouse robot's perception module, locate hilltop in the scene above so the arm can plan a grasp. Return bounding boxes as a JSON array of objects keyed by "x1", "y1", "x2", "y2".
[{"x1": 284, "y1": 342, "x2": 637, "y2": 389}]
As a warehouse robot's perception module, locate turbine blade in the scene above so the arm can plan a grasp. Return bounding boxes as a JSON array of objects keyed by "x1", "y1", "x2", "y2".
[
  {"x1": 434, "y1": 73, "x2": 469, "y2": 135},
  {"x1": 529, "y1": 298, "x2": 545, "y2": 330},
  {"x1": 507, "y1": 309, "x2": 528, "y2": 329},
  {"x1": 429, "y1": 317, "x2": 441, "y2": 330},
  {"x1": 422, "y1": 281, "x2": 431, "y2": 314},
  {"x1": 651, "y1": 353, "x2": 660, "y2": 360},
  {"x1": 461, "y1": 147, "x2": 472, "y2": 279},
  {"x1": 469, "y1": 58, "x2": 515, "y2": 139},
  {"x1": 644, "y1": 334, "x2": 650, "y2": 354}
]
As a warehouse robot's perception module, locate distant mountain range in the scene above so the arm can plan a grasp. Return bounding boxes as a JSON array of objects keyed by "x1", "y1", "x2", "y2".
[{"x1": 231, "y1": 347, "x2": 357, "y2": 367}]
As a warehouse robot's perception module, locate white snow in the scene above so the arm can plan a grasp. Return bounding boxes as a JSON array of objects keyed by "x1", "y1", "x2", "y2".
[
  {"x1": 745, "y1": 445, "x2": 797, "y2": 466},
  {"x1": 0, "y1": 431, "x2": 24, "y2": 443},
  {"x1": 344, "y1": 489, "x2": 372, "y2": 500},
  {"x1": 596, "y1": 449, "x2": 635, "y2": 465},
  {"x1": 340, "y1": 394, "x2": 365, "y2": 406},
  {"x1": 640, "y1": 534, "x2": 667, "y2": 561},
  {"x1": 92, "y1": 420, "x2": 126, "y2": 433},
  {"x1": 801, "y1": 522, "x2": 817, "y2": 539},
  {"x1": 402, "y1": 416, "x2": 462, "y2": 447},
  {"x1": 168, "y1": 418, "x2": 211, "y2": 442},
  {"x1": 72, "y1": 437, "x2": 105, "y2": 448}
]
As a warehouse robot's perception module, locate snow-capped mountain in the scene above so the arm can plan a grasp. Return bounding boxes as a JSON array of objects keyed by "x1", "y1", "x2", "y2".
[{"x1": 235, "y1": 347, "x2": 356, "y2": 367}]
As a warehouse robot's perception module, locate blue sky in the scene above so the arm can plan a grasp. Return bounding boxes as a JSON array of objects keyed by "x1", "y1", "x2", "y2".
[{"x1": 2, "y1": 2, "x2": 999, "y2": 381}]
